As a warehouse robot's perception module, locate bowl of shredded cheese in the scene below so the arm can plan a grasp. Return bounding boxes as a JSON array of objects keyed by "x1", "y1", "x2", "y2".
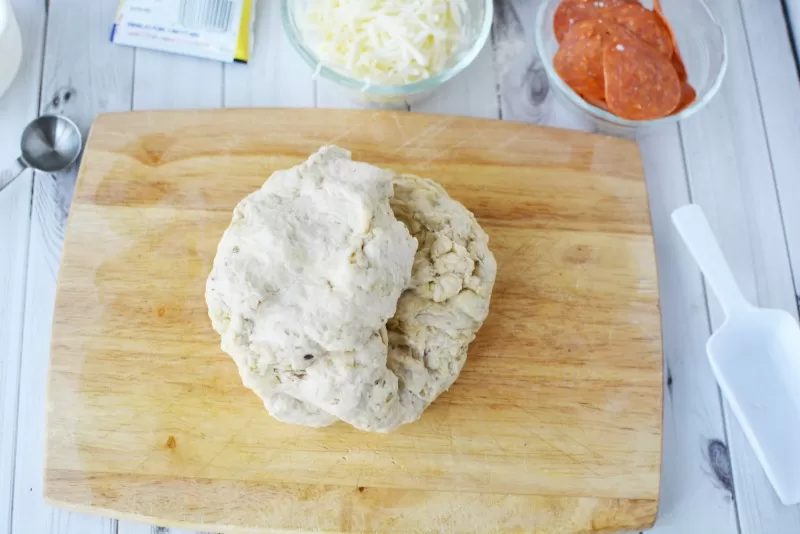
[{"x1": 281, "y1": 0, "x2": 493, "y2": 106}]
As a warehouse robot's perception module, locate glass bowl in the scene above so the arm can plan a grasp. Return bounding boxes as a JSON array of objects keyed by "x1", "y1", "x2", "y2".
[
  {"x1": 534, "y1": 0, "x2": 727, "y2": 136},
  {"x1": 281, "y1": 0, "x2": 493, "y2": 108}
]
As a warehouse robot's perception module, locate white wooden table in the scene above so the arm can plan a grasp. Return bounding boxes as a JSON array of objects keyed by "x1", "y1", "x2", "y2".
[{"x1": 2, "y1": 0, "x2": 800, "y2": 533}]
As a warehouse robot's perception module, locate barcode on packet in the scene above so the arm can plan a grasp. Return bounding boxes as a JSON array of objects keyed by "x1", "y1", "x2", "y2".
[{"x1": 179, "y1": 0, "x2": 233, "y2": 33}]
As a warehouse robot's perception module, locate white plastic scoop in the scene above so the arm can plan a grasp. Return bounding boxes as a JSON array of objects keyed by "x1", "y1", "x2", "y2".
[{"x1": 672, "y1": 204, "x2": 800, "y2": 505}]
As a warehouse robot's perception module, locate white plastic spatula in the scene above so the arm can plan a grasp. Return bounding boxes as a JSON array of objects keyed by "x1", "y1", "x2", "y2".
[{"x1": 672, "y1": 204, "x2": 800, "y2": 505}]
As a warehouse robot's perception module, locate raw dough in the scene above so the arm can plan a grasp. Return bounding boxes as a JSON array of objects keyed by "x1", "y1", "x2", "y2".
[
  {"x1": 384, "y1": 174, "x2": 497, "y2": 428},
  {"x1": 206, "y1": 147, "x2": 496, "y2": 432},
  {"x1": 206, "y1": 146, "x2": 417, "y2": 423}
]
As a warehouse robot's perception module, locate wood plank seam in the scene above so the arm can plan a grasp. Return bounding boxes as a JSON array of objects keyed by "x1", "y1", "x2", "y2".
[
  {"x1": 678, "y1": 1, "x2": 800, "y2": 529},
  {"x1": 738, "y1": 0, "x2": 800, "y2": 349},
  {"x1": 489, "y1": 28, "x2": 504, "y2": 120},
  {"x1": 312, "y1": 79, "x2": 318, "y2": 108},
  {"x1": 11, "y1": 0, "x2": 132, "y2": 532},
  {"x1": 778, "y1": 0, "x2": 800, "y2": 72},
  {"x1": 735, "y1": 0, "x2": 800, "y2": 316},
  {"x1": 676, "y1": 121, "x2": 740, "y2": 515},
  {"x1": 131, "y1": 49, "x2": 137, "y2": 112},
  {"x1": 735, "y1": 0, "x2": 800, "y2": 309},
  {"x1": 2, "y1": 0, "x2": 47, "y2": 530},
  {"x1": 637, "y1": 123, "x2": 738, "y2": 534},
  {"x1": 713, "y1": 388, "x2": 742, "y2": 534},
  {"x1": 3, "y1": 183, "x2": 34, "y2": 534}
]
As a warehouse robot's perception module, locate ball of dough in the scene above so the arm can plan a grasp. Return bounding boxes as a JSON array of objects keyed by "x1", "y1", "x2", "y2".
[
  {"x1": 207, "y1": 148, "x2": 497, "y2": 433},
  {"x1": 206, "y1": 146, "x2": 417, "y2": 422},
  {"x1": 261, "y1": 173, "x2": 495, "y2": 433},
  {"x1": 254, "y1": 174, "x2": 497, "y2": 433}
]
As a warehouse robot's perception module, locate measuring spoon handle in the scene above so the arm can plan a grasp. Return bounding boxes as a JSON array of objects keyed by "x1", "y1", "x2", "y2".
[
  {"x1": 672, "y1": 204, "x2": 751, "y2": 318},
  {"x1": 0, "y1": 157, "x2": 28, "y2": 194}
]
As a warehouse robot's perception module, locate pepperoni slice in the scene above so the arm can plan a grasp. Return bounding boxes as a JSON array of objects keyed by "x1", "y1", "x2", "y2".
[
  {"x1": 653, "y1": 0, "x2": 683, "y2": 56},
  {"x1": 553, "y1": 0, "x2": 693, "y2": 120},
  {"x1": 607, "y1": 3, "x2": 673, "y2": 58},
  {"x1": 672, "y1": 82, "x2": 696, "y2": 114},
  {"x1": 554, "y1": 0, "x2": 588, "y2": 42},
  {"x1": 584, "y1": 94, "x2": 609, "y2": 111},
  {"x1": 602, "y1": 33, "x2": 681, "y2": 120},
  {"x1": 553, "y1": 0, "x2": 639, "y2": 42},
  {"x1": 671, "y1": 51, "x2": 688, "y2": 82},
  {"x1": 652, "y1": 0, "x2": 689, "y2": 82},
  {"x1": 553, "y1": 19, "x2": 606, "y2": 103}
]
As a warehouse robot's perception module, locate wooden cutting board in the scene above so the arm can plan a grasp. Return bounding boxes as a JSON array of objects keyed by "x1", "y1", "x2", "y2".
[{"x1": 46, "y1": 109, "x2": 662, "y2": 533}]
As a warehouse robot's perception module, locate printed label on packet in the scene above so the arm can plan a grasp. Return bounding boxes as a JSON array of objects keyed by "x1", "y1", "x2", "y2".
[{"x1": 112, "y1": 0, "x2": 251, "y2": 63}]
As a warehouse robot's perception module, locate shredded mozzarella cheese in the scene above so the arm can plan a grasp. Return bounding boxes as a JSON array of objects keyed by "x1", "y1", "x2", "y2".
[{"x1": 302, "y1": 0, "x2": 468, "y2": 86}]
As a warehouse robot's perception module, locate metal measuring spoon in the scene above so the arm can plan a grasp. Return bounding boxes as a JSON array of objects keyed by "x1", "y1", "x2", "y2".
[{"x1": 0, "y1": 114, "x2": 82, "y2": 194}]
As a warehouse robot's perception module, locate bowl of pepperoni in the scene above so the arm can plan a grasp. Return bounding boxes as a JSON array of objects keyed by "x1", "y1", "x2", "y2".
[{"x1": 535, "y1": 0, "x2": 726, "y2": 134}]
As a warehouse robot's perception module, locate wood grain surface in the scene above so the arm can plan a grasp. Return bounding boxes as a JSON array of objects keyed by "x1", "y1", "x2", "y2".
[{"x1": 44, "y1": 109, "x2": 662, "y2": 533}]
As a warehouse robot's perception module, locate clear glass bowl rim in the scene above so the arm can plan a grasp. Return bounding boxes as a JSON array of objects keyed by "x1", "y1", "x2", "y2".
[
  {"x1": 280, "y1": 0, "x2": 494, "y2": 96},
  {"x1": 533, "y1": 0, "x2": 729, "y2": 127}
]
